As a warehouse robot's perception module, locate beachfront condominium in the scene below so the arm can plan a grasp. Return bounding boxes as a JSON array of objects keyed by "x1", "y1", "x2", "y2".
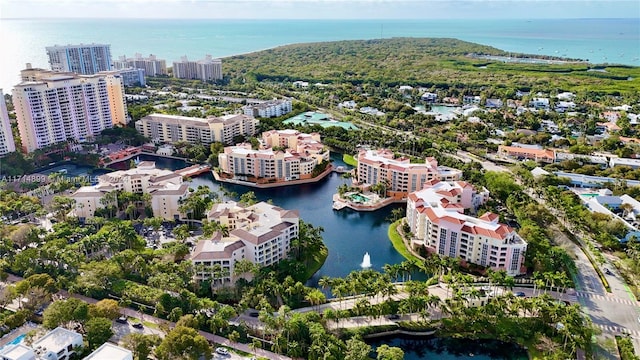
[
  {"x1": 135, "y1": 113, "x2": 257, "y2": 145},
  {"x1": 355, "y1": 148, "x2": 462, "y2": 199},
  {"x1": 113, "y1": 53, "x2": 168, "y2": 76},
  {"x1": 104, "y1": 68, "x2": 146, "y2": 87},
  {"x1": 173, "y1": 55, "x2": 223, "y2": 82},
  {"x1": 46, "y1": 43, "x2": 112, "y2": 75},
  {"x1": 190, "y1": 201, "x2": 299, "y2": 285},
  {"x1": 218, "y1": 130, "x2": 329, "y2": 182},
  {"x1": 243, "y1": 99, "x2": 293, "y2": 118},
  {"x1": 406, "y1": 182, "x2": 527, "y2": 276},
  {"x1": 13, "y1": 66, "x2": 128, "y2": 153},
  {"x1": 71, "y1": 161, "x2": 189, "y2": 221},
  {"x1": 0, "y1": 89, "x2": 16, "y2": 156}
]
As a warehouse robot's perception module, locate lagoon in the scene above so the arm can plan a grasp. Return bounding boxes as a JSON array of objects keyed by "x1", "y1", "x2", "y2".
[{"x1": 111, "y1": 153, "x2": 408, "y2": 282}]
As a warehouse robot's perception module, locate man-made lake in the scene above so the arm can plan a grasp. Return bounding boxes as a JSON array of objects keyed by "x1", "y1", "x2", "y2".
[
  {"x1": 368, "y1": 336, "x2": 528, "y2": 360},
  {"x1": 57, "y1": 153, "x2": 528, "y2": 359},
  {"x1": 111, "y1": 153, "x2": 408, "y2": 283}
]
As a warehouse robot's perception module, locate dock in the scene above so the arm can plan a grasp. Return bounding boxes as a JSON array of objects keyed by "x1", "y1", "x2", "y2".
[{"x1": 176, "y1": 164, "x2": 211, "y2": 178}]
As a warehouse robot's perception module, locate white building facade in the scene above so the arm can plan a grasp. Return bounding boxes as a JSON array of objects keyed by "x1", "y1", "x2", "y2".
[
  {"x1": 0, "y1": 89, "x2": 16, "y2": 156},
  {"x1": 190, "y1": 201, "x2": 300, "y2": 285},
  {"x1": 173, "y1": 55, "x2": 222, "y2": 81},
  {"x1": 13, "y1": 67, "x2": 128, "y2": 152},
  {"x1": 71, "y1": 161, "x2": 189, "y2": 221},
  {"x1": 356, "y1": 149, "x2": 462, "y2": 199},
  {"x1": 113, "y1": 53, "x2": 167, "y2": 76},
  {"x1": 46, "y1": 44, "x2": 112, "y2": 75},
  {"x1": 407, "y1": 185, "x2": 527, "y2": 276},
  {"x1": 32, "y1": 327, "x2": 84, "y2": 360},
  {"x1": 135, "y1": 113, "x2": 257, "y2": 145},
  {"x1": 243, "y1": 100, "x2": 292, "y2": 118},
  {"x1": 218, "y1": 130, "x2": 328, "y2": 182}
]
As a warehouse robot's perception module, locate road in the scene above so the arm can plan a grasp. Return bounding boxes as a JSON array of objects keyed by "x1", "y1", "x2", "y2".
[{"x1": 459, "y1": 151, "x2": 640, "y2": 355}]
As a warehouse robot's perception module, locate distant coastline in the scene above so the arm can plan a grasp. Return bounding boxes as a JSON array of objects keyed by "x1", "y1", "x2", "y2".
[{"x1": 2, "y1": 18, "x2": 638, "y2": 90}]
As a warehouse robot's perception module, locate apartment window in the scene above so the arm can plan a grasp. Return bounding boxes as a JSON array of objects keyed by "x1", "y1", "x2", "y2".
[
  {"x1": 510, "y1": 248, "x2": 521, "y2": 272},
  {"x1": 449, "y1": 231, "x2": 457, "y2": 258},
  {"x1": 480, "y1": 244, "x2": 488, "y2": 266},
  {"x1": 438, "y1": 229, "x2": 447, "y2": 255}
]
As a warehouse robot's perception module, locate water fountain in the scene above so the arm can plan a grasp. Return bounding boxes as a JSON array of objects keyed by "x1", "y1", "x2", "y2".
[{"x1": 361, "y1": 252, "x2": 372, "y2": 268}]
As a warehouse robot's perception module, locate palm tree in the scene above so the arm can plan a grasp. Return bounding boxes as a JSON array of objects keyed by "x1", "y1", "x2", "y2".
[{"x1": 305, "y1": 289, "x2": 326, "y2": 312}]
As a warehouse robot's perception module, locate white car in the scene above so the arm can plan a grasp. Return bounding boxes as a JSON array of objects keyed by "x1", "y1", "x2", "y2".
[{"x1": 215, "y1": 347, "x2": 229, "y2": 356}]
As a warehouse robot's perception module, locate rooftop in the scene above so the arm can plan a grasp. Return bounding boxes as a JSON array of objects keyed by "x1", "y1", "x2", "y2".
[
  {"x1": 33, "y1": 327, "x2": 82, "y2": 352},
  {"x1": 83, "y1": 343, "x2": 133, "y2": 360}
]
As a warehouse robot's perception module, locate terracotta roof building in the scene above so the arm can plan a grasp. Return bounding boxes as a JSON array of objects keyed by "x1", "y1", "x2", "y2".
[
  {"x1": 355, "y1": 149, "x2": 462, "y2": 199},
  {"x1": 407, "y1": 183, "x2": 527, "y2": 276},
  {"x1": 190, "y1": 201, "x2": 300, "y2": 285}
]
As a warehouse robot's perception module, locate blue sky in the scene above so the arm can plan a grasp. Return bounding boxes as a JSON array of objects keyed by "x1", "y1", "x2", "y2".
[{"x1": 1, "y1": 0, "x2": 638, "y2": 19}]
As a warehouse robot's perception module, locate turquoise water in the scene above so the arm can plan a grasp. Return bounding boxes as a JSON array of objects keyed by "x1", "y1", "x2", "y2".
[
  {"x1": 1, "y1": 18, "x2": 638, "y2": 90},
  {"x1": 284, "y1": 112, "x2": 358, "y2": 130},
  {"x1": 0, "y1": 334, "x2": 27, "y2": 351},
  {"x1": 349, "y1": 193, "x2": 370, "y2": 204}
]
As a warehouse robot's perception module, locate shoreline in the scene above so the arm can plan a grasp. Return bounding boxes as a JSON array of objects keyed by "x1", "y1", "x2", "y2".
[{"x1": 212, "y1": 164, "x2": 334, "y2": 189}]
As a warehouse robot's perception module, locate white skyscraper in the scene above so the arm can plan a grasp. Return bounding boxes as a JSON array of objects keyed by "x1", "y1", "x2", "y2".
[
  {"x1": 46, "y1": 43, "x2": 112, "y2": 75},
  {"x1": 0, "y1": 89, "x2": 16, "y2": 156}
]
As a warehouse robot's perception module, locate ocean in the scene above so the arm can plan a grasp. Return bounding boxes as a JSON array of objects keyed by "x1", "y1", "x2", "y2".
[{"x1": 1, "y1": 18, "x2": 638, "y2": 91}]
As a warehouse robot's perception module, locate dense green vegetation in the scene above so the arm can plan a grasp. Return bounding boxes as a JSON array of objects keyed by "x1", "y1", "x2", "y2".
[
  {"x1": 616, "y1": 336, "x2": 640, "y2": 360},
  {"x1": 222, "y1": 38, "x2": 640, "y2": 93}
]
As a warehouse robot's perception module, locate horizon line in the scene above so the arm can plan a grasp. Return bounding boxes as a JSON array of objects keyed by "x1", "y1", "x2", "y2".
[{"x1": 2, "y1": 16, "x2": 639, "y2": 20}]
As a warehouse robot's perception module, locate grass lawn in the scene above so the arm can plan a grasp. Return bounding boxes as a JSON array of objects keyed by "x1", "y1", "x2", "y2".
[
  {"x1": 342, "y1": 154, "x2": 357, "y2": 167},
  {"x1": 303, "y1": 244, "x2": 329, "y2": 280},
  {"x1": 388, "y1": 220, "x2": 425, "y2": 269}
]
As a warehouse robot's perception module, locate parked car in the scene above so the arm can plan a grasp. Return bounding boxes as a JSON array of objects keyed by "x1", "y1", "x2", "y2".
[
  {"x1": 215, "y1": 347, "x2": 229, "y2": 355},
  {"x1": 132, "y1": 322, "x2": 143, "y2": 329},
  {"x1": 515, "y1": 292, "x2": 526, "y2": 297},
  {"x1": 116, "y1": 316, "x2": 128, "y2": 324},
  {"x1": 387, "y1": 314, "x2": 400, "y2": 320},
  {"x1": 248, "y1": 311, "x2": 259, "y2": 318}
]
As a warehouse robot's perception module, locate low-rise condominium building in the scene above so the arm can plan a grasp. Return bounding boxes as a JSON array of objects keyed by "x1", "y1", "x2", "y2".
[
  {"x1": 135, "y1": 113, "x2": 257, "y2": 145},
  {"x1": 243, "y1": 99, "x2": 292, "y2": 118},
  {"x1": 113, "y1": 53, "x2": 167, "y2": 76},
  {"x1": 218, "y1": 130, "x2": 329, "y2": 182},
  {"x1": 355, "y1": 149, "x2": 462, "y2": 199},
  {"x1": 13, "y1": 65, "x2": 128, "y2": 152},
  {"x1": 71, "y1": 161, "x2": 189, "y2": 221},
  {"x1": 190, "y1": 201, "x2": 299, "y2": 285},
  {"x1": 407, "y1": 184, "x2": 527, "y2": 276},
  {"x1": 173, "y1": 55, "x2": 222, "y2": 81}
]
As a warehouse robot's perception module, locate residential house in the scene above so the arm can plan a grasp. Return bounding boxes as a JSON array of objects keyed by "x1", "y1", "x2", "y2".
[{"x1": 32, "y1": 327, "x2": 83, "y2": 360}]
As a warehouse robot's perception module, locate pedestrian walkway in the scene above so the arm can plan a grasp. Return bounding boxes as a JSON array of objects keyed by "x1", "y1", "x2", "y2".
[
  {"x1": 576, "y1": 291, "x2": 640, "y2": 307},
  {"x1": 595, "y1": 324, "x2": 640, "y2": 339}
]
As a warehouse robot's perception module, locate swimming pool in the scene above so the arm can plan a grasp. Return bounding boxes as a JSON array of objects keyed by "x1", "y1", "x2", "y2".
[
  {"x1": 349, "y1": 193, "x2": 370, "y2": 204},
  {"x1": 0, "y1": 333, "x2": 27, "y2": 351}
]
